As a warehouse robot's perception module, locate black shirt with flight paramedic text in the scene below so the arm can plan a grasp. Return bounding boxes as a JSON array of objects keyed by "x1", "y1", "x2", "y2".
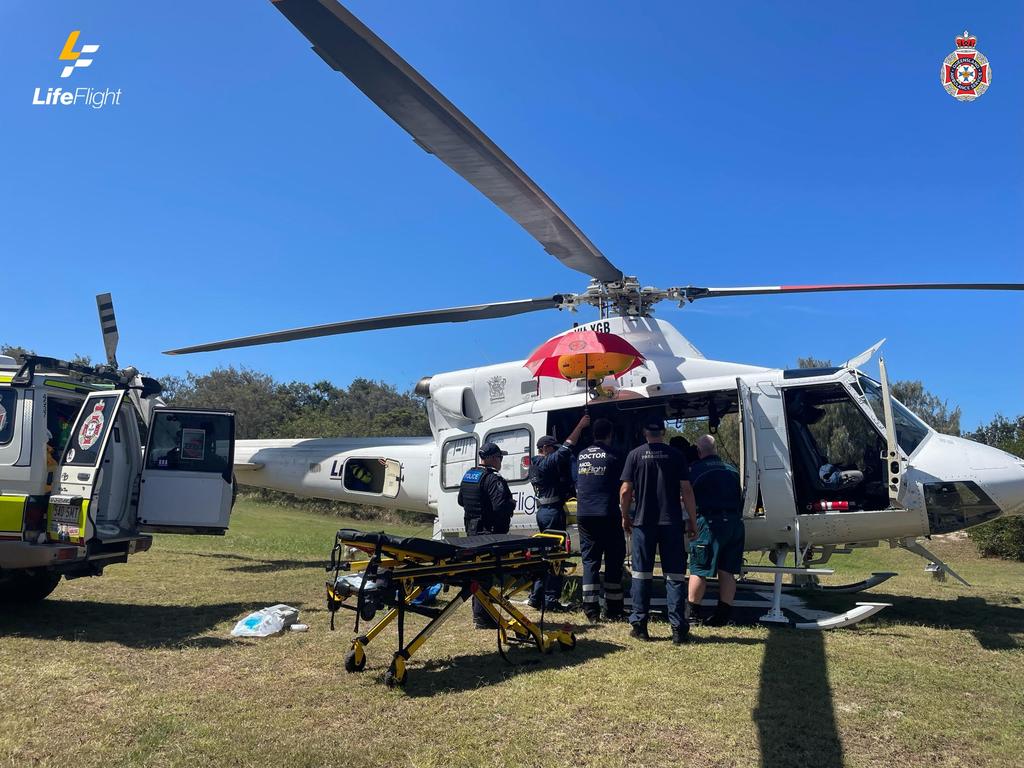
[{"x1": 619, "y1": 441, "x2": 690, "y2": 526}]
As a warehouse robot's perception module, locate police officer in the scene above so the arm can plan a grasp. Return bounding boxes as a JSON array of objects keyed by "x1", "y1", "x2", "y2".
[
  {"x1": 575, "y1": 417, "x2": 626, "y2": 621},
  {"x1": 687, "y1": 434, "x2": 745, "y2": 627},
  {"x1": 619, "y1": 420, "x2": 699, "y2": 644},
  {"x1": 528, "y1": 413, "x2": 590, "y2": 611},
  {"x1": 457, "y1": 441, "x2": 516, "y2": 629}
]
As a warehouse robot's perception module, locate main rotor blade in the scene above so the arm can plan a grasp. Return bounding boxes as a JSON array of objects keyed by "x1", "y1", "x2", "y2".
[
  {"x1": 680, "y1": 283, "x2": 1024, "y2": 301},
  {"x1": 164, "y1": 296, "x2": 566, "y2": 355},
  {"x1": 268, "y1": 0, "x2": 623, "y2": 283}
]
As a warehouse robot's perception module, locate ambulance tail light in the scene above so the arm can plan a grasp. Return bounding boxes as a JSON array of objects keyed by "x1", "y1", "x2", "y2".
[
  {"x1": 56, "y1": 547, "x2": 79, "y2": 561},
  {"x1": 24, "y1": 496, "x2": 48, "y2": 534}
]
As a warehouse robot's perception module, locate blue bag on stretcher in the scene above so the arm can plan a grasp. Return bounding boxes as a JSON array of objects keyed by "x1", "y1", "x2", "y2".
[{"x1": 231, "y1": 604, "x2": 300, "y2": 637}]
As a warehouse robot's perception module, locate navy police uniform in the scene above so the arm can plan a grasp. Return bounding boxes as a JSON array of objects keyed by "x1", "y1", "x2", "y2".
[
  {"x1": 575, "y1": 441, "x2": 626, "y2": 619},
  {"x1": 457, "y1": 446, "x2": 515, "y2": 626},
  {"x1": 528, "y1": 440, "x2": 575, "y2": 608},
  {"x1": 688, "y1": 454, "x2": 745, "y2": 577},
  {"x1": 620, "y1": 441, "x2": 690, "y2": 631}
]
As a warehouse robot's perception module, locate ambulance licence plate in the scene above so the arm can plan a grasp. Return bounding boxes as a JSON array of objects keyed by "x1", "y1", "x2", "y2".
[{"x1": 51, "y1": 503, "x2": 79, "y2": 524}]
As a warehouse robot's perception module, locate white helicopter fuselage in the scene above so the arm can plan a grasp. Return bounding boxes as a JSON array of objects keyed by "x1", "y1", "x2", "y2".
[{"x1": 235, "y1": 316, "x2": 1024, "y2": 555}]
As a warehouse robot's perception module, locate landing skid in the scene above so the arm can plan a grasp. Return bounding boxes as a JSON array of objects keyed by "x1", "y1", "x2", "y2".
[{"x1": 739, "y1": 571, "x2": 899, "y2": 595}]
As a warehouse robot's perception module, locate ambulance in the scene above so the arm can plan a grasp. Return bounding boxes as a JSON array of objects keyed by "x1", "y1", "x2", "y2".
[{"x1": 0, "y1": 354, "x2": 234, "y2": 602}]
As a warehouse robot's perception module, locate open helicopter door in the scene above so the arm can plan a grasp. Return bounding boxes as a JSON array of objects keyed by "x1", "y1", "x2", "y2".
[
  {"x1": 877, "y1": 358, "x2": 904, "y2": 506},
  {"x1": 137, "y1": 409, "x2": 235, "y2": 534},
  {"x1": 48, "y1": 390, "x2": 137, "y2": 545},
  {"x1": 737, "y1": 378, "x2": 759, "y2": 518}
]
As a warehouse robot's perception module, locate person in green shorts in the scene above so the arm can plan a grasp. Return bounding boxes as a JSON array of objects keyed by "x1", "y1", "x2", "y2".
[{"x1": 687, "y1": 435, "x2": 745, "y2": 627}]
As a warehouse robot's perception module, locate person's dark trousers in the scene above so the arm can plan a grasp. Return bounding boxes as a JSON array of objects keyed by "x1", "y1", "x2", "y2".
[
  {"x1": 530, "y1": 503, "x2": 566, "y2": 606},
  {"x1": 628, "y1": 521, "x2": 688, "y2": 630},
  {"x1": 579, "y1": 516, "x2": 626, "y2": 616}
]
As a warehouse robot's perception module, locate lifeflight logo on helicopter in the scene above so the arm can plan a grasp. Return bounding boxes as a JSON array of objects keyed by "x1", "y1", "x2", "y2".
[
  {"x1": 31, "y1": 31, "x2": 122, "y2": 109},
  {"x1": 941, "y1": 31, "x2": 991, "y2": 102}
]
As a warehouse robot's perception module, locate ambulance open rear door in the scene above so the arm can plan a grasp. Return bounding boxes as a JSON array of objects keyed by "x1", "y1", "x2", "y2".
[{"x1": 137, "y1": 408, "x2": 235, "y2": 534}]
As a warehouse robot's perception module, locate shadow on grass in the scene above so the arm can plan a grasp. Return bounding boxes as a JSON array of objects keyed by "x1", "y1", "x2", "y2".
[
  {"x1": 397, "y1": 638, "x2": 625, "y2": 696},
  {"x1": 868, "y1": 593, "x2": 1024, "y2": 650},
  {"x1": 754, "y1": 630, "x2": 843, "y2": 768},
  {"x1": 178, "y1": 551, "x2": 328, "y2": 574},
  {"x1": 0, "y1": 600, "x2": 261, "y2": 649}
]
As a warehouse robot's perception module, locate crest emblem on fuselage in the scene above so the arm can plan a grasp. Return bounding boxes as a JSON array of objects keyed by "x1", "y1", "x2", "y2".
[
  {"x1": 941, "y1": 31, "x2": 991, "y2": 102},
  {"x1": 487, "y1": 375, "x2": 507, "y2": 403}
]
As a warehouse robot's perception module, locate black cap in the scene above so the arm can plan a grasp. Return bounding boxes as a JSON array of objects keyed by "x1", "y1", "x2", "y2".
[
  {"x1": 536, "y1": 435, "x2": 558, "y2": 449},
  {"x1": 479, "y1": 442, "x2": 507, "y2": 458},
  {"x1": 643, "y1": 419, "x2": 665, "y2": 433}
]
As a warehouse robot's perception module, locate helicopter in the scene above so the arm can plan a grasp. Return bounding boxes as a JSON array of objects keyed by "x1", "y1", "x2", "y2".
[{"x1": 166, "y1": 0, "x2": 1024, "y2": 624}]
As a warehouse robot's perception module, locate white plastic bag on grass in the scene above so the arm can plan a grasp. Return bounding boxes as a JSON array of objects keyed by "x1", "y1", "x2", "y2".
[{"x1": 231, "y1": 604, "x2": 300, "y2": 637}]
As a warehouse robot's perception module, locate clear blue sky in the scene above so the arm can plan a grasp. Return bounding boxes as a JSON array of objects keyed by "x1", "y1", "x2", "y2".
[{"x1": 2, "y1": 1, "x2": 1021, "y2": 430}]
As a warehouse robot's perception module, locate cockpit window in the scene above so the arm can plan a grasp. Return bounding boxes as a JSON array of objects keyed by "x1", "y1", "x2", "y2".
[{"x1": 855, "y1": 375, "x2": 930, "y2": 456}]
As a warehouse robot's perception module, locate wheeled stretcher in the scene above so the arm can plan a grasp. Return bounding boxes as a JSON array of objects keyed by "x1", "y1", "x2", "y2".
[{"x1": 326, "y1": 528, "x2": 578, "y2": 687}]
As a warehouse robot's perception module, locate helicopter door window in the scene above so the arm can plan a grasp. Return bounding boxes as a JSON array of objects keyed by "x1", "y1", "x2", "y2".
[
  {"x1": 484, "y1": 427, "x2": 532, "y2": 484},
  {"x1": 855, "y1": 374, "x2": 930, "y2": 456},
  {"x1": 0, "y1": 390, "x2": 15, "y2": 446},
  {"x1": 442, "y1": 435, "x2": 478, "y2": 489},
  {"x1": 784, "y1": 384, "x2": 888, "y2": 513}
]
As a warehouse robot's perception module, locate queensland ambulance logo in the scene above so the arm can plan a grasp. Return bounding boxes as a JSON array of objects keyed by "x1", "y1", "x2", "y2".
[
  {"x1": 77, "y1": 401, "x2": 106, "y2": 450},
  {"x1": 58, "y1": 31, "x2": 100, "y2": 78},
  {"x1": 941, "y1": 31, "x2": 990, "y2": 102}
]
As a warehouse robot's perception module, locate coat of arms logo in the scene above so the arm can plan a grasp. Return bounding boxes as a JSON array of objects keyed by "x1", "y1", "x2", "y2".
[
  {"x1": 486, "y1": 375, "x2": 507, "y2": 403},
  {"x1": 941, "y1": 31, "x2": 991, "y2": 102}
]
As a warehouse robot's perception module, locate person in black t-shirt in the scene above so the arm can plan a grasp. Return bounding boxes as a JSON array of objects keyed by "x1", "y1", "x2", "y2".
[
  {"x1": 619, "y1": 420, "x2": 699, "y2": 644},
  {"x1": 575, "y1": 417, "x2": 626, "y2": 621}
]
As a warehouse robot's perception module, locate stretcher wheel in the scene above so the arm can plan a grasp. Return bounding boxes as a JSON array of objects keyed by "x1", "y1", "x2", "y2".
[
  {"x1": 385, "y1": 661, "x2": 407, "y2": 689},
  {"x1": 344, "y1": 649, "x2": 366, "y2": 673},
  {"x1": 558, "y1": 634, "x2": 577, "y2": 651}
]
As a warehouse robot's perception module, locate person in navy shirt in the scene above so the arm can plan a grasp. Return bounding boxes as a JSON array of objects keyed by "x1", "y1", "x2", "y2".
[
  {"x1": 619, "y1": 420, "x2": 699, "y2": 643},
  {"x1": 575, "y1": 417, "x2": 626, "y2": 621},
  {"x1": 528, "y1": 413, "x2": 589, "y2": 610}
]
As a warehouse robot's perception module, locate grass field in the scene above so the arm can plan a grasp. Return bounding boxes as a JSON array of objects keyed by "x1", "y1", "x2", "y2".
[{"x1": 2, "y1": 500, "x2": 1022, "y2": 768}]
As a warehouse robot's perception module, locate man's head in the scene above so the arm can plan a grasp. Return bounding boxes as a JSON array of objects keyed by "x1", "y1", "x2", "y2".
[
  {"x1": 478, "y1": 442, "x2": 507, "y2": 469},
  {"x1": 643, "y1": 419, "x2": 665, "y2": 443},
  {"x1": 697, "y1": 434, "x2": 717, "y2": 459},
  {"x1": 669, "y1": 435, "x2": 690, "y2": 451},
  {"x1": 536, "y1": 435, "x2": 558, "y2": 456},
  {"x1": 593, "y1": 418, "x2": 613, "y2": 444}
]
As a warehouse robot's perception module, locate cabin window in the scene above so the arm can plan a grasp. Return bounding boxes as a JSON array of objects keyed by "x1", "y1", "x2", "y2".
[
  {"x1": 484, "y1": 426, "x2": 532, "y2": 484},
  {"x1": 442, "y1": 435, "x2": 478, "y2": 489},
  {"x1": 342, "y1": 458, "x2": 387, "y2": 494},
  {"x1": 0, "y1": 390, "x2": 15, "y2": 446}
]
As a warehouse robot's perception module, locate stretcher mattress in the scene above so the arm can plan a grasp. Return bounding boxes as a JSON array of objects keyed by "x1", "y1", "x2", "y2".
[{"x1": 337, "y1": 529, "x2": 564, "y2": 561}]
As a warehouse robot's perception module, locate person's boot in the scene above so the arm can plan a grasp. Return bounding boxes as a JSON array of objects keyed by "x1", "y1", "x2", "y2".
[
  {"x1": 671, "y1": 624, "x2": 690, "y2": 645},
  {"x1": 583, "y1": 604, "x2": 601, "y2": 622},
  {"x1": 704, "y1": 601, "x2": 733, "y2": 627},
  {"x1": 629, "y1": 621, "x2": 650, "y2": 641},
  {"x1": 685, "y1": 600, "x2": 705, "y2": 625},
  {"x1": 604, "y1": 599, "x2": 624, "y2": 621}
]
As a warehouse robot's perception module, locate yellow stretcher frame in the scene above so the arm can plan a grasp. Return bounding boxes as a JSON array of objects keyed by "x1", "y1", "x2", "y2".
[{"x1": 326, "y1": 529, "x2": 578, "y2": 688}]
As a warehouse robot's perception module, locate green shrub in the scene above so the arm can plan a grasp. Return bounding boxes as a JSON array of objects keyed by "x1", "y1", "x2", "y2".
[{"x1": 967, "y1": 518, "x2": 1024, "y2": 561}]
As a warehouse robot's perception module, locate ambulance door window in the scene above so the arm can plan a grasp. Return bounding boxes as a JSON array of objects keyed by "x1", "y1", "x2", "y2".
[
  {"x1": 442, "y1": 436, "x2": 477, "y2": 489},
  {"x1": 63, "y1": 394, "x2": 120, "y2": 467},
  {"x1": 485, "y1": 427, "x2": 532, "y2": 484},
  {"x1": 146, "y1": 411, "x2": 233, "y2": 481},
  {"x1": 0, "y1": 390, "x2": 15, "y2": 446}
]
